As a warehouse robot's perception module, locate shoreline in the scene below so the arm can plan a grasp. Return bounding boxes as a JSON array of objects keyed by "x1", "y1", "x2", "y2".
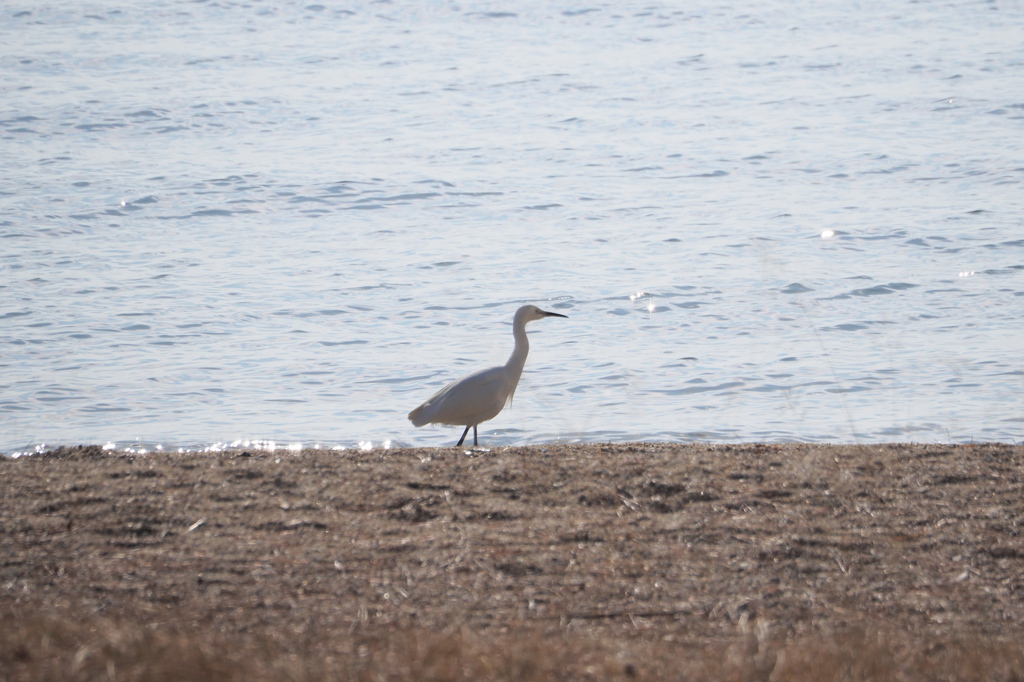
[
  {"x1": 5, "y1": 437, "x2": 1019, "y2": 460},
  {"x1": 4, "y1": 442, "x2": 1024, "y2": 679}
]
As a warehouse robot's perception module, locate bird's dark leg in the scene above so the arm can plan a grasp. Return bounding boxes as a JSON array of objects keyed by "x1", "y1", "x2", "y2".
[
  {"x1": 473, "y1": 425, "x2": 478, "y2": 446},
  {"x1": 456, "y1": 425, "x2": 471, "y2": 446}
]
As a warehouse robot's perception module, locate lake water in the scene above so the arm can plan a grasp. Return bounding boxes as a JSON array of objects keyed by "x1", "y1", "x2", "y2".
[{"x1": 2, "y1": 1, "x2": 1023, "y2": 455}]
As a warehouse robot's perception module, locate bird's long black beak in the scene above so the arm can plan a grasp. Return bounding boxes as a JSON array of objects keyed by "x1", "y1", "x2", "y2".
[{"x1": 540, "y1": 309, "x2": 568, "y2": 318}]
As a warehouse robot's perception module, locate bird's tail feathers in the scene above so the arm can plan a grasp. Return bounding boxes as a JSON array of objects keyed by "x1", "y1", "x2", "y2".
[{"x1": 408, "y1": 404, "x2": 431, "y2": 427}]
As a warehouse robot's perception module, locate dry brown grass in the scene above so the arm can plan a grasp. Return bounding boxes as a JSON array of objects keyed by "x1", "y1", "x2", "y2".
[
  {"x1": 3, "y1": 608, "x2": 1024, "y2": 681},
  {"x1": 4, "y1": 443, "x2": 1024, "y2": 681}
]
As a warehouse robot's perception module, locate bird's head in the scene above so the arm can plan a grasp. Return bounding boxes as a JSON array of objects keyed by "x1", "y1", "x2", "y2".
[{"x1": 516, "y1": 304, "x2": 568, "y2": 325}]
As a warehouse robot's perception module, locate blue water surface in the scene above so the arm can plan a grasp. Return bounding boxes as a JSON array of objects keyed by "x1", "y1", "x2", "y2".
[{"x1": 2, "y1": 1, "x2": 1022, "y2": 454}]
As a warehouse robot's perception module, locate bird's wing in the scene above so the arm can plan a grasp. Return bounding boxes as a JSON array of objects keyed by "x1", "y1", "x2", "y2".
[
  {"x1": 407, "y1": 378, "x2": 459, "y2": 426},
  {"x1": 408, "y1": 366, "x2": 509, "y2": 427}
]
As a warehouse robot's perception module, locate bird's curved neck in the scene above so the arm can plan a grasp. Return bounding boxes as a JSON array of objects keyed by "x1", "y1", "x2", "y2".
[{"x1": 505, "y1": 322, "x2": 530, "y2": 375}]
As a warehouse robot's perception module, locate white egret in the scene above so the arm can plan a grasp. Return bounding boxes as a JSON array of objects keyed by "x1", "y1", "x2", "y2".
[{"x1": 408, "y1": 304, "x2": 568, "y2": 446}]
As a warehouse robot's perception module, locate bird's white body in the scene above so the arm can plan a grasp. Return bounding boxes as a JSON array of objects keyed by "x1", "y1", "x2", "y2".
[
  {"x1": 408, "y1": 365, "x2": 516, "y2": 428},
  {"x1": 408, "y1": 304, "x2": 566, "y2": 445}
]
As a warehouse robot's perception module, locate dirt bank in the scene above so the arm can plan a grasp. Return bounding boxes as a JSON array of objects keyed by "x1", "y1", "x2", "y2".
[{"x1": 3, "y1": 442, "x2": 1024, "y2": 680}]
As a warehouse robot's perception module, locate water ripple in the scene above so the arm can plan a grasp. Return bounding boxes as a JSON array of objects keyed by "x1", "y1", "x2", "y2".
[{"x1": 2, "y1": 0, "x2": 1023, "y2": 452}]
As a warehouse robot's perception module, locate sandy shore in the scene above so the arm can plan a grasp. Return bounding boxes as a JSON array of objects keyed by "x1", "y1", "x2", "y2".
[{"x1": 3, "y1": 442, "x2": 1024, "y2": 680}]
